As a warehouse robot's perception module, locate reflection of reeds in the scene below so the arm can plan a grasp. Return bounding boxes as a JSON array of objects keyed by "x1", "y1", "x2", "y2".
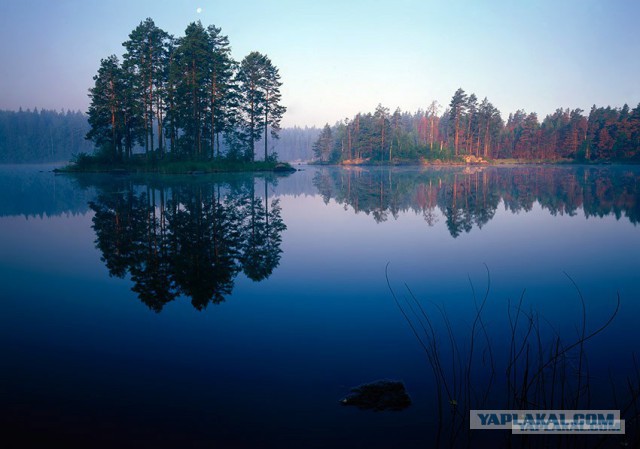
[{"x1": 386, "y1": 263, "x2": 637, "y2": 448}]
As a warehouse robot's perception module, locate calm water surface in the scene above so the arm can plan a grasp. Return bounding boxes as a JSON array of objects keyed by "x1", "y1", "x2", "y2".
[{"x1": 1, "y1": 164, "x2": 639, "y2": 448}]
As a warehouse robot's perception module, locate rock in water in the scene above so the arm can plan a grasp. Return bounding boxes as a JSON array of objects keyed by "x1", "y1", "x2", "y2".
[
  {"x1": 274, "y1": 163, "x2": 296, "y2": 172},
  {"x1": 340, "y1": 380, "x2": 411, "y2": 411}
]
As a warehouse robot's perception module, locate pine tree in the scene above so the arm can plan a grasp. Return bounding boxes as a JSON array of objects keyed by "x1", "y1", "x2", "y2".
[
  {"x1": 374, "y1": 104, "x2": 390, "y2": 161},
  {"x1": 206, "y1": 25, "x2": 235, "y2": 159},
  {"x1": 478, "y1": 98, "x2": 501, "y2": 158},
  {"x1": 312, "y1": 124, "x2": 334, "y2": 162},
  {"x1": 171, "y1": 22, "x2": 212, "y2": 158},
  {"x1": 449, "y1": 88, "x2": 468, "y2": 156},
  {"x1": 236, "y1": 52, "x2": 286, "y2": 162},
  {"x1": 464, "y1": 93, "x2": 478, "y2": 155},
  {"x1": 426, "y1": 100, "x2": 441, "y2": 151},
  {"x1": 163, "y1": 36, "x2": 179, "y2": 154},
  {"x1": 122, "y1": 18, "x2": 170, "y2": 157},
  {"x1": 86, "y1": 55, "x2": 126, "y2": 161},
  {"x1": 235, "y1": 52, "x2": 266, "y2": 161},
  {"x1": 261, "y1": 56, "x2": 286, "y2": 161}
]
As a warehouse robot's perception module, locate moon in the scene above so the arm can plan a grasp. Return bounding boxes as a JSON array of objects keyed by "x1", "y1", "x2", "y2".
[{"x1": 196, "y1": 7, "x2": 202, "y2": 14}]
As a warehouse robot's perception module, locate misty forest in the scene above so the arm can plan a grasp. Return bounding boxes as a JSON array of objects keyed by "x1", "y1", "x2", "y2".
[
  {"x1": 0, "y1": 107, "x2": 317, "y2": 164},
  {"x1": 0, "y1": 109, "x2": 92, "y2": 163}
]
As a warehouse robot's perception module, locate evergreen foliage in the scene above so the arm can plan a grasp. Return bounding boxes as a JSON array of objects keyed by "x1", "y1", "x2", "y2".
[
  {"x1": 0, "y1": 108, "x2": 92, "y2": 162},
  {"x1": 85, "y1": 18, "x2": 286, "y2": 164},
  {"x1": 312, "y1": 87, "x2": 640, "y2": 164}
]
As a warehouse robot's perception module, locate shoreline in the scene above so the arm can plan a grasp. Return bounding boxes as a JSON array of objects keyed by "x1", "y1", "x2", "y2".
[
  {"x1": 307, "y1": 159, "x2": 636, "y2": 168},
  {"x1": 55, "y1": 159, "x2": 297, "y2": 175}
]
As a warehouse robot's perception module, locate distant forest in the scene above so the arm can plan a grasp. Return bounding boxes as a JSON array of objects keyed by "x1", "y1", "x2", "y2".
[
  {"x1": 0, "y1": 109, "x2": 92, "y2": 163},
  {"x1": 313, "y1": 88, "x2": 640, "y2": 163},
  {"x1": 0, "y1": 107, "x2": 318, "y2": 163},
  {"x1": 240, "y1": 125, "x2": 319, "y2": 162}
]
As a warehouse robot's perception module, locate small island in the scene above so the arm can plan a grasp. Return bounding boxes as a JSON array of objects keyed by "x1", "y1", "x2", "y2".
[
  {"x1": 59, "y1": 154, "x2": 295, "y2": 175},
  {"x1": 65, "y1": 18, "x2": 291, "y2": 174}
]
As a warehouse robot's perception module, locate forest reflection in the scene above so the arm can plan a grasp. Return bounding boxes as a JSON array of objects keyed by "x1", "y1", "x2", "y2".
[
  {"x1": 87, "y1": 176, "x2": 285, "y2": 312},
  {"x1": 313, "y1": 165, "x2": 640, "y2": 237}
]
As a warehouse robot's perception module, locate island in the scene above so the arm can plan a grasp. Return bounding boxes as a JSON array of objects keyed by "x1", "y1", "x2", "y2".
[{"x1": 62, "y1": 18, "x2": 291, "y2": 174}]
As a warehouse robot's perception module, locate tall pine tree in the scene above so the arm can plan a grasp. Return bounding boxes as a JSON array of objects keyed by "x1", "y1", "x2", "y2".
[
  {"x1": 449, "y1": 88, "x2": 468, "y2": 156},
  {"x1": 122, "y1": 18, "x2": 170, "y2": 157},
  {"x1": 236, "y1": 52, "x2": 286, "y2": 161},
  {"x1": 86, "y1": 55, "x2": 126, "y2": 161}
]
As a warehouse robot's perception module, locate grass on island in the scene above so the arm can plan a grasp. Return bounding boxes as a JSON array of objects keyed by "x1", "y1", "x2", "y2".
[{"x1": 57, "y1": 152, "x2": 296, "y2": 174}]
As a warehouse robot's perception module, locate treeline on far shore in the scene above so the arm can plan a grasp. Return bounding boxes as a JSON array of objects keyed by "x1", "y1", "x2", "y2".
[
  {"x1": 312, "y1": 88, "x2": 640, "y2": 164},
  {"x1": 0, "y1": 107, "x2": 319, "y2": 164},
  {"x1": 0, "y1": 108, "x2": 93, "y2": 163}
]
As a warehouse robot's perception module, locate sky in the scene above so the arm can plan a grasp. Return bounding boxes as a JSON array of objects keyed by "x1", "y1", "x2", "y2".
[{"x1": 0, "y1": 0, "x2": 639, "y2": 127}]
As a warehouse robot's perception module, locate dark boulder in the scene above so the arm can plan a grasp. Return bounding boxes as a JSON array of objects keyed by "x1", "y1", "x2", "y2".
[
  {"x1": 273, "y1": 163, "x2": 296, "y2": 172},
  {"x1": 340, "y1": 380, "x2": 411, "y2": 411}
]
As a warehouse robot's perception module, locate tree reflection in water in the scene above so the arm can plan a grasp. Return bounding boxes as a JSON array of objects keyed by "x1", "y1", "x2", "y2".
[
  {"x1": 313, "y1": 165, "x2": 640, "y2": 237},
  {"x1": 89, "y1": 176, "x2": 285, "y2": 311}
]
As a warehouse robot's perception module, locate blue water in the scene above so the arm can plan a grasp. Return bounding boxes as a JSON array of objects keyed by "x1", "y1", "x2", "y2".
[{"x1": 1, "y1": 164, "x2": 639, "y2": 448}]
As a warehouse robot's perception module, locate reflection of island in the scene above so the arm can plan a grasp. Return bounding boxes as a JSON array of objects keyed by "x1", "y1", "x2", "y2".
[
  {"x1": 313, "y1": 166, "x2": 640, "y2": 237},
  {"x1": 89, "y1": 177, "x2": 285, "y2": 311}
]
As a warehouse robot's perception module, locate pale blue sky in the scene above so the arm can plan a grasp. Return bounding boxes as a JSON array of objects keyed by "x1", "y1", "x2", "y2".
[{"x1": 0, "y1": 0, "x2": 639, "y2": 127}]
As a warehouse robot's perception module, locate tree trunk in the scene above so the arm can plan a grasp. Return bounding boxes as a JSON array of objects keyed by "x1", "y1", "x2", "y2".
[
  {"x1": 381, "y1": 119, "x2": 385, "y2": 161},
  {"x1": 264, "y1": 90, "x2": 269, "y2": 161},
  {"x1": 157, "y1": 93, "x2": 163, "y2": 158},
  {"x1": 211, "y1": 76, "x2": 216, "y2": 160},
  {"x1": 430, "y1": 117, "x2": 434, "y2": 151},
  {"x1": 149, "y1": 62, "x2": 154, "y2": 158},
  {"x1": 454, "y1": 116, "x2": 459, "y2": 156},
  {"x1": 484, "y1": 122, "x2": 490, "y2": 158}
]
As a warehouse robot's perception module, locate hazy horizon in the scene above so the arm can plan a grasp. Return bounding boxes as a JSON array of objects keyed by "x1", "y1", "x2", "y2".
[{"x1": 1, "y1": 0, "x2": 639, "y2": 128}]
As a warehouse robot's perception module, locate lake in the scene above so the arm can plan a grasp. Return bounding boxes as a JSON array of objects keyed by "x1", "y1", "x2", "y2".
[{"x1": 1, "y1": 164, "x2": 639, "y2": 448}]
